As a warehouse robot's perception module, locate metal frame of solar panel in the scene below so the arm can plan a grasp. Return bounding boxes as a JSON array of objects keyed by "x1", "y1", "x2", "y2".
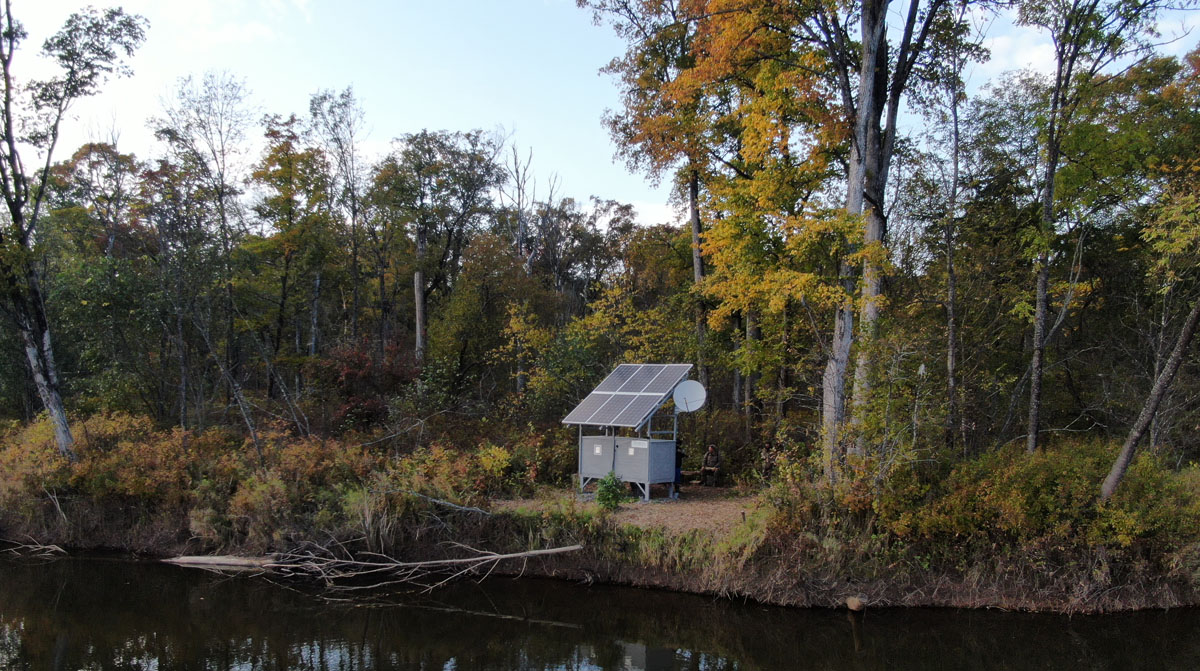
[{"x1": 562, "y1": 363, "x2": 692, "y2": 429}]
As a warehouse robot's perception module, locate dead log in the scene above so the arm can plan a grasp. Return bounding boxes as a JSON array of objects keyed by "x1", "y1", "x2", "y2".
[
  {"x1": 162, "y1": 555, "x2": 277, "y2": 571},
  {"x1": 163, "y1": 544, "x2": 585, "y2": 592}
]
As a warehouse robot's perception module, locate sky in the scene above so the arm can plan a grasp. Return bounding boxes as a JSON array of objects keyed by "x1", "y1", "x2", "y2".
[{"x1": 16, "y1": 1, "x2": 1200, "y2": 227}]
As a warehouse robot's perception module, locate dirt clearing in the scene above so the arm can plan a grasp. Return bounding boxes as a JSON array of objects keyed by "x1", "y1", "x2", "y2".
[{"x1": 493, "y1": 484, "x2": 761, "y2": 540}]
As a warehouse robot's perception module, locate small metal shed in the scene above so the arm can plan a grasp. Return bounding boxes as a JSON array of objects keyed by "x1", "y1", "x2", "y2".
[{"x1": 562, "y1": 363, "x2": 692, "y2": 501}]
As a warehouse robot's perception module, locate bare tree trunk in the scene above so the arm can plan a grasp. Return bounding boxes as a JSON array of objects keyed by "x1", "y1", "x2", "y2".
[
  {"x1": 689, "y1": 168, "x2": 709, "y2": 391},
  {"x1": 823, "y1": 78, "x2": 867, "y2": 476},
  {"x1": 414, "y1": 225, "x2": 427, "y2": 365},
  {"x1": 847, "y1": 0, "x2": 889, "y2": 458},
  {"x1": 732, "y1": 312, "x2": 742, "y2": 409},
  {"x1": 1027, "y1": 257, "x2": 1050, "y2": 452},
  {"x1": 377, "y1": 269, "x2": 389, "y2": 360},
  {"x1": 1026, "y1": 17, "x2": 1074, "y2": 453},
  {"x1": 745, "y1": 309, "x2": 760, "y2": 441},
  {"x1": 177, "y1": 309, "x2": 188, "y2": 431},
  {"x1": 851, "y1": 204, "x2": 885, "y2": 455},
  {"x1": 945, "y1": 85, "x2": 963, "y2": 451},
  {"x1": 350, "y1": 209, "x2": 361, "y2": 340},
  {"x1": 1100, "y1": 295, "x2": 1200, "y2": 500},
  {"x1": 268, "y1": 251, "x2": 293, "y2": 399},
  {"x1": 294, "y1": 314, "x2": 303, "y2": 394},
  {"x1": 309, "y1": 270, "x2": 321, "y2": 356},
  {"x1": 946, "y1": 230, "x2": 961, "y2": 450},
  {"x1": 503, "y1": 147, "x2": 534, "y2": 395},
  {"x1": 1150, "y1": 290, "x2": 1170, "y2": 449},
  {"x1": 822, "y1": 279, "x2": 854, "y2": 482}
]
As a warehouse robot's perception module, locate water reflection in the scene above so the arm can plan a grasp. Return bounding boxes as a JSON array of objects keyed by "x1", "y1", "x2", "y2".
[{"x1": 2, "y1": 558, "x2": 1200, "y2": 670}]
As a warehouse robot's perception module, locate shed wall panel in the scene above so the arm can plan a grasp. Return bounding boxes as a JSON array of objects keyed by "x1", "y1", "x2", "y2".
[
  {"x1": 580, "y1": 436, "x2": 615, "y2": 479},
  {"x1": 648, "y1": 440, "x2": 676, "y2": 482}
]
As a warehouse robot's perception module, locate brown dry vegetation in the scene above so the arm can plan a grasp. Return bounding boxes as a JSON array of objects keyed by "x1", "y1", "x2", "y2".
[
  {"x1": 5, "y1": 413, "x2": 1200, "y2": 613},
  {"x1": 495, "y1": 484, "x2": 758, "y2": 540}
]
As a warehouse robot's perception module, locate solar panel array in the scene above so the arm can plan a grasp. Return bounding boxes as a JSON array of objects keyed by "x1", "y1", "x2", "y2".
[{"x1": 562, "y1": 363, "x2": 693, "y2": 428}]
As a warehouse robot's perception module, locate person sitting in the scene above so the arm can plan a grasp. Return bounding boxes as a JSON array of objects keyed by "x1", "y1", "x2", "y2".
[{"x1": 701, "y1": 444, "x2": 722, "y2": 487}]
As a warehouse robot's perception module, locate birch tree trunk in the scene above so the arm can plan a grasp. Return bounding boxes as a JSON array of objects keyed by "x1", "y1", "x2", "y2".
[
  {"x1": 827, "y1": 0, "x2": 884, "y2": 466},
  {"x1": 1100, "y1": 295, "x2": 1200, "y2": 500},
  {"x1": 822, "y1": 285, "x2": 854, "y2": 481},
  {"x1": 15, "y1": 281, "x2": 75, "y2": 459}
]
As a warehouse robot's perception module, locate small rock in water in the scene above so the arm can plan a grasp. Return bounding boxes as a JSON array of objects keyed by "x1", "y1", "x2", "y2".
[{"x1": 845, "y1": 596, "x2": 866, "y2": 611}]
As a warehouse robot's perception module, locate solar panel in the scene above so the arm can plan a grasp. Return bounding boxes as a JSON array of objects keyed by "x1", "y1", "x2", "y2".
[
  {"x1": 641, "y1": 364, "x2": 692, "y2": 395},
  {"x1": 616, "y1": 364, "x2": 665, "y2": 393},
  {"x1": 611, "y1": 396, "x2": 662, "y2": 427},
  {"x1": 562, "y1": 392, "x2": 611, "y2": 424},
  {"x1": 562, "y1": 363, "x2": 694, "y2": 427},
  {"x1": 594, "y1": 364, "x2": 640, "y2": 392},
  {"x1": 586, "y1": 394, "x2": 636, "y2": 426}
]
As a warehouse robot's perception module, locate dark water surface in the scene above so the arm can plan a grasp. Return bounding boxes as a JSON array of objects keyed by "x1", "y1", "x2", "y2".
[{"x1": 2, "y1": 558, "x2": 1200, "y2": 670}]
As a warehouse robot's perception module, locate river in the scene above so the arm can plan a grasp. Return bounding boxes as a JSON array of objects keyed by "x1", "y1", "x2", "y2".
[{"x1": 2, "y1": 558, "x2": 1199, "y2": 669}]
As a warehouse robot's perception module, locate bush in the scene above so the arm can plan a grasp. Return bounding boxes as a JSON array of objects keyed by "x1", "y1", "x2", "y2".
[
  {"x1": 869, "y1": 438, "x2": 1200, "y2": 568},
  {"x1": 596, "y1": 471, "x2": 627, "y2": 511}
]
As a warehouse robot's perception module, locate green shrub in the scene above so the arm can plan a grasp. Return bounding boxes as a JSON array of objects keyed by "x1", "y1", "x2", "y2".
[
  {"x1": 596, "y1": 471, "x2": 627, "y2": 511},
  {"x1": 873, "y1": 438, "x2": 1200, "y2": 565}
]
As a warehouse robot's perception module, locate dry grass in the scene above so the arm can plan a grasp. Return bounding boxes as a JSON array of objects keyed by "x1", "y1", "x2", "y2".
[{"x1": 492, "y1": 483, "x2": 760, "y2": 541}]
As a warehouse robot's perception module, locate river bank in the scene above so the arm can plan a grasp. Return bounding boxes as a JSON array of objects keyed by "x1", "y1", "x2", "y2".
[
  {"x1": 4, "y1": 414, "x2": 1200, "y2": 614},
  {"x1": 4, "y1": 485, "x2": 1199, "y2": 614}
]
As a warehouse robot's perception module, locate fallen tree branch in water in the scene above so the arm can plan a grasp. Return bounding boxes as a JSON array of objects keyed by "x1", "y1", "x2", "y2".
[
  {"x1": 163, "y1": 555, "x2": 277, "y2": 571},
  {"x1": 163, "y1": 543, "x2": 584, "y2": 592},
  {"x1": 270, "y1": 543, "x2": 585, "y2": 592},
  {"x1": 1, "y1": 536, "x2": 66, "y2": 558}
]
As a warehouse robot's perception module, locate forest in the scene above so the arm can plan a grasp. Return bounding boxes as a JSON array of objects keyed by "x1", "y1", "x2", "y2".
[{"x1": 3, "y1": 0, "x2": 1200, "y2": 609}]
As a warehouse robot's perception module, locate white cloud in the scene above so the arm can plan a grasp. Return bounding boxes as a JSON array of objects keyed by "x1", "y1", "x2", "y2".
[
  {"x1": 630, "y1": 200, "x2": 681, "y2": 227},
  {"x1": 973, "y1": 24, "x2": 1057, "y2": 86}
]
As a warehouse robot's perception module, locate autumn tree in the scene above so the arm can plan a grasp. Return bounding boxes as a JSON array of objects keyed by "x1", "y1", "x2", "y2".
[
  {"x1": 581, "y1": 0, "x2": 714, "y2": 385},
  {"x1": 139, "y1": 156, "x2": 220, "y2": 431},
  {"x1": 309, "y1": 87, "x2": 368, "y2": 340},
  {"x1": 1017, "y1": 0, "x2": 1181, "y2": 453},
  {"x1": 0, "y1": 3, "x2": 146, "y2": 458},
  {"x1": 675, "y1": 0, "x2": 979, "y2": 478},
  {"x1": 370, "y1": 130, "x2": 503, "y2": 365},
  {"x1": 1099, "y1": 48, "x2": 1200, "y2": 498},
  {"x1": 49, "y1": 142, "x2": 141, "y2": 259},
  {"x1": 248, "y1": 113, "x2": 334, "y2": 425},
  {"x1": 43, "y1": 142, "x2": 164, "y2": 418},
  {"x1": 152, "y1": 71, "x2": 254, "y2": 391},
  {"x1": 151, "y1": 72, "x2": 261, "y2": 453}
]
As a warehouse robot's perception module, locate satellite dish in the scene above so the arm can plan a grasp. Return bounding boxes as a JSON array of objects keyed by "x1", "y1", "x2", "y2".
[{"x1": 673, "y1": 380, "x2": 707, "y2": 412}]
